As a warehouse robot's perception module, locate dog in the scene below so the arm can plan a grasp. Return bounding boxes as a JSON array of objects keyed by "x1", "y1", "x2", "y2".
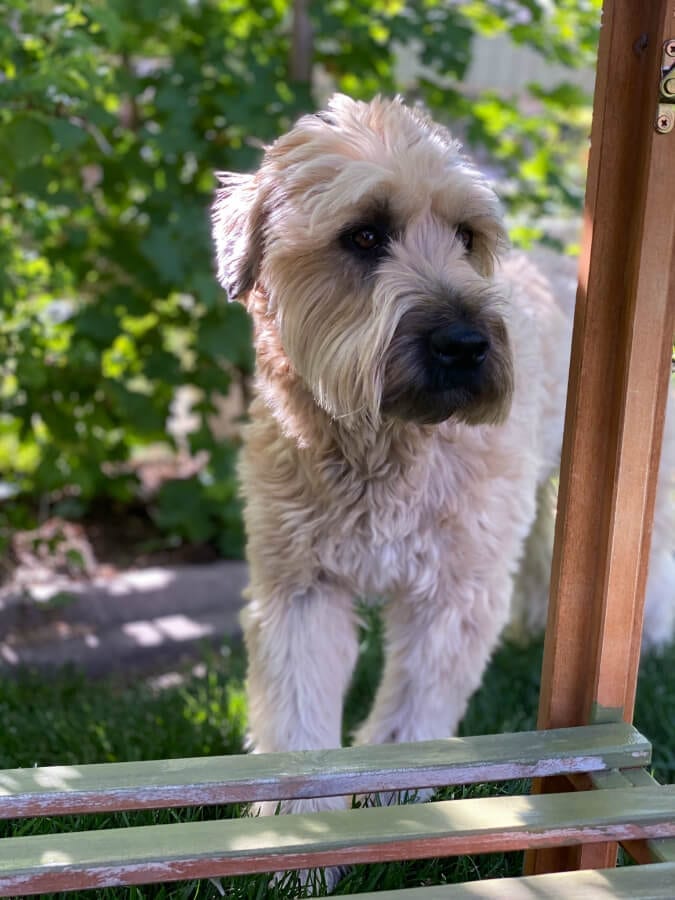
[{"x1": 211, "y1": 96, "x2": 675, "y2": 828}]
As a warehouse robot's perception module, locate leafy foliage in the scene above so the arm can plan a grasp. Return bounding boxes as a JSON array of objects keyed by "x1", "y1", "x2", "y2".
[{"x1": 0, "y1": 0, "x2": 600, "y2": 556}]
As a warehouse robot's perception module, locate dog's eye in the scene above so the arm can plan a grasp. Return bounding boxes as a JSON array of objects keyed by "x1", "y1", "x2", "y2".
[
  {"x1": 457, "y1": 225, "x2": 474, "y2": 253},
  {"x1": 340, "y1": 222, "x2": 391, "y2": 260},
  {"x1": 349, "y1": 226, "x2": 384, "y2": 252}
]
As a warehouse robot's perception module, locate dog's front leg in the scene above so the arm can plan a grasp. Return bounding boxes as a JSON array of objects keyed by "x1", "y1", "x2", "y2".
[
  {"x1": 353, "y1": 584, "x2": 510, "y2": 808},
  {"x1": 355, "y1": 582, "x2": 511, "y2": 750},
  {"x1": 242, "y1": 580, "x2": 359, "y2": 817}
]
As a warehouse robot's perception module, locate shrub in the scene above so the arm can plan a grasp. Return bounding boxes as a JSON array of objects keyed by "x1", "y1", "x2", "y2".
[{"x1": 0, "y1": 0, "x2": 600, "y2": 558}]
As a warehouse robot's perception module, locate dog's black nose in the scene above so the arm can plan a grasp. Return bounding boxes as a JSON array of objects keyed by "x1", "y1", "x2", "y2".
[{"x1": 429, "y1": 324, "x2": 490, "y2": 369}]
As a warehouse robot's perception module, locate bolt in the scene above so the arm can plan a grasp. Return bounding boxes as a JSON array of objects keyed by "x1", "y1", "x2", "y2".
[
  {"x1": 666, "y1": 39, "x2": 675, "y2": 57},
  {"x1": 663, "y1": 75, "x2": 675, "y2": 97}
]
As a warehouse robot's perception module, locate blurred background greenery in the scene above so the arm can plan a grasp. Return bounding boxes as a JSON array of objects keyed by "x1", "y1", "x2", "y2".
[{"x1": 0, "y1": 0, "x2": 600, "y2": 565}]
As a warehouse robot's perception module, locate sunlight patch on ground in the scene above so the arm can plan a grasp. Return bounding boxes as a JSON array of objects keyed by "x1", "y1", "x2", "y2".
[{"x1": 122, "y1": 614, "x2": 213, "y2": 647}]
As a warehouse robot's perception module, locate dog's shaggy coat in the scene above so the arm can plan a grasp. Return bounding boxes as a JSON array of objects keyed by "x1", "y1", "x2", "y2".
[{"x1": 212, "y1": 95, "x2": 675, "y2": 823}]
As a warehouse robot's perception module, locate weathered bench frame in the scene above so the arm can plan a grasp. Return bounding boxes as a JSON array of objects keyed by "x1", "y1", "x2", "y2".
[
  {"x1": 0, "y1": 724, "x2": 674, "y2": 894},
  {"x1": 1, "y1": 0, "x2": 674, "y2": 895}
]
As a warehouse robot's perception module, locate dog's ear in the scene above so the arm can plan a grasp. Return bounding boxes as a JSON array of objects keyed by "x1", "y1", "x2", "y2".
[{"x1": 212, "y1": 172, "x2": 266, "y2": 303}]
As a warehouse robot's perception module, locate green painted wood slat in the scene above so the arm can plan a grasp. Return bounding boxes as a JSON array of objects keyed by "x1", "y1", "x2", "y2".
[
  {"x1": 1, "y1": 786, "x2": 674, "y2": 895},
  {"x1": 353, "y1": 861, "x2": 675, "y2": 899},
  {"x1": 0, "y1": 723, "x2": 651, "y2": 818},
  {"x1": 589, "y1": 767, "x2": 675, "y2": 864}
]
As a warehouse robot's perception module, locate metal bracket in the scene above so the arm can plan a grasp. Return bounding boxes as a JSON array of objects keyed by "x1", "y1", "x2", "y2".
[{"x1": 655, "y1": 39, "x2": 675, "y2": 133}]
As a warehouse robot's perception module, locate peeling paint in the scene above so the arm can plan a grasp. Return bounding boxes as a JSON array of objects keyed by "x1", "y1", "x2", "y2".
[{"x1": 0, "y1": 723, "x2": 651, "y2": 819}]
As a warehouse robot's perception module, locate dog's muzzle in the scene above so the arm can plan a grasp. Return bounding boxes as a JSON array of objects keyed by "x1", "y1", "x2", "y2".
[{"x1": 381, "y1": 306, "x2": 513, "y2": 427}]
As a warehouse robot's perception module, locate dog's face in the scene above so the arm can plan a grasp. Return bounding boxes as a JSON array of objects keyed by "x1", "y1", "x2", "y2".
[{"x1": 212, "y1": 95, "x2": 513, "y2": 428}]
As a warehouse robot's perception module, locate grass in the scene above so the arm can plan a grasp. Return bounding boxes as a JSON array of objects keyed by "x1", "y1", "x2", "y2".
[{"x1": 1, "y1": 613, "x2": 674, "y2": 899}]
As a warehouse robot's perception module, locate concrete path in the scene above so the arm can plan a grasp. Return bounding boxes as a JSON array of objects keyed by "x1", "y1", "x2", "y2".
[{"x1": 0, "y1": 561, "x2": 248, "y2": 676}]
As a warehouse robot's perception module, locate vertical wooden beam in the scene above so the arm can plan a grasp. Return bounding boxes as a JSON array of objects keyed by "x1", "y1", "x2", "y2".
[
  {"x1": 527, "y1": 0, "x2": 675, "y2": 875},
  {"x1": 290, "y1": 0, "x2": 313, "y2": 84}
]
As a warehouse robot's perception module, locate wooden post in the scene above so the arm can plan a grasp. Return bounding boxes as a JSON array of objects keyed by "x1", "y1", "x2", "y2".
[
  {"x1": 290, "y1": 0, "x2": 313, "y2": 85},
  {"x1": 527, "y1": 0, "x2": 675, "y2": 875}
]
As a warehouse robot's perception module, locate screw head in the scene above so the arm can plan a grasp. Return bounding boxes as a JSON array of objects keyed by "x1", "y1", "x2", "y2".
[
  {"x1": 666, "y1": 39, "x2": 675, "y2": 57},
  {"x1": 656, "y1": 108, "x2": 674, "y2": 132}
]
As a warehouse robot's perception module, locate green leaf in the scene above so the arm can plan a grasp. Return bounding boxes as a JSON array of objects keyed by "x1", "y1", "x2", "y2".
[
  {"x1": 103, "y1": 383, "x2": 166, "y2": 436},
  {"x1": 75, "y1": 308, "x2": 121, "y2": 345},
  {"x1": 153, "y1": 477, "x2": 215, "y2": 544},
  {"x1": 50, "y1": 119, "x2": 90, "y2": 152},
  {"x1": 2, "y1": 114, "x2": 53, "y2": 167},
  {"x1": 196, "y1": 307, "x2": 253, "y2": 370},
  {"x1": 140, "y1": 227, "x2": 186, "y2": 285}
]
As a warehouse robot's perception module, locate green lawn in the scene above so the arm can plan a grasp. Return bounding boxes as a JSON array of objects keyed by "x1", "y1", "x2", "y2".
[{"x1": 1, "y1": 614, "x2": 673, "y2": 899}]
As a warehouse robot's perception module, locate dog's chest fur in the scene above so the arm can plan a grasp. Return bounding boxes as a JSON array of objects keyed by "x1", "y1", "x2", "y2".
[{"x1": 241, "y1": 409, "x2": 539, "y2": 600}]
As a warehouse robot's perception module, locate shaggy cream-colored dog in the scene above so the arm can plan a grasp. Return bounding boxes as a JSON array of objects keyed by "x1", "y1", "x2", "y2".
[{"x1": 211, "y1": 95, "x2": 675, "y2": 825}]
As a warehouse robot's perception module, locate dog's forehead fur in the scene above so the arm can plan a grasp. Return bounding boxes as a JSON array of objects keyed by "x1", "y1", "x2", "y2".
[
  {"x1": 261, "y1": 95, "x2": 500, "y2": 234},
  {"x1": 212, "y1": 95, "x2": 506, "y2": 304}
]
